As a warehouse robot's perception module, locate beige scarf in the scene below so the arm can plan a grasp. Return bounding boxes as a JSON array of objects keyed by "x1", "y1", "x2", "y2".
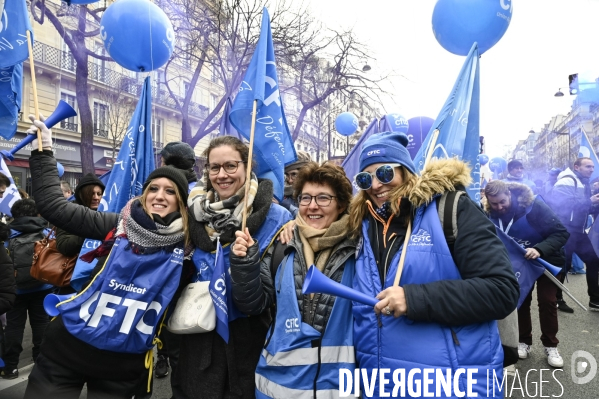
[{"x1": 295, "y1": 213, "x2": 350, "y2": 272}]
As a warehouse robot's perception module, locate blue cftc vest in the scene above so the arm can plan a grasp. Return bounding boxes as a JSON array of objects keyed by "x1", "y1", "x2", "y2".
[
  {"x1": 255, "y1": 252, "x2": 356, "y2": 399},
  {"x1": 490, "y1": 197, "x2": 543, "y2": 248},
  {"x1": 353, "y1": 200, "x2": 504, "y2": 399},
  {"x1": 57, "y1": 236, "x2": 184, "y2": 354},
  {"x1": 192, "y1": 204, "x2": 291, "y2": 320}
]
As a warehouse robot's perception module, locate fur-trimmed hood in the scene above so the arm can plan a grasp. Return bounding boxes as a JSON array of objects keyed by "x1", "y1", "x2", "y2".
[
  {"x1": 408, "y1": 158, "x2": 472, "y2": 208},
  {"x1": 483, "y1": 182, "x2": 534, "y2": 213}
]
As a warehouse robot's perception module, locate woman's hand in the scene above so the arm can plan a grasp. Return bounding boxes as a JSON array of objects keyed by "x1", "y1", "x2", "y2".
[
  {"x1": 27, "y1": 114, "x2": 53, "y2": 150},
  {"x1": 374, "y1": 286, "x2": 408, "y2": 318},
  {"x1": 232, "y1": 228, "x2": 255, "y2": 257},
  {"x1": 278, "y1": 221, "x2": 296, "y2": 244}
]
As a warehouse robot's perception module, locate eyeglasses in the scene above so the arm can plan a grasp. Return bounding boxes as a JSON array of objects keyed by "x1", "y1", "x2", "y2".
[
  {"x1": 354, "y1": 164, "x2": 401, "y2": 190},
  {"x1": 297, "y1": 194, "x2": 336, "y2": 207},
  {"x1": 285, "y1": 171, "x2": 299, "y2": 179},
  {"x1": 205, "y1": 160, "x2": 245, "y2": 175}
]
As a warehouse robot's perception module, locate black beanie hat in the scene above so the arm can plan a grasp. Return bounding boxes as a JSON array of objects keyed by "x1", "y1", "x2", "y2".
[
  {"x1": 75, "y1": 173, "x2": 106, "y2": 205},
  {"x1": 160, "y1": 142, "x2": 196, "y2": 170},
  {"x1": 142, "y1": 166, "x2": 189, "y2": 204}
]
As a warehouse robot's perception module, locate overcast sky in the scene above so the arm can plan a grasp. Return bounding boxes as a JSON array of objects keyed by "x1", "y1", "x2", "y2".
[{"x1": 303, "y1": 0, "x2": 599, "y2": 158}]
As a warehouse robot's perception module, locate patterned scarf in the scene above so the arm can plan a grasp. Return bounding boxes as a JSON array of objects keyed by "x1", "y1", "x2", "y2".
[
  {"x1": 295, "y1": 213, "x2": 350, "y2": 272},
  {"x1": 189, "y1": 173, "x2": 259, "y2": 241},
  {"x1": 375, "y1": 201, "x2": 391, "y2": 219}
]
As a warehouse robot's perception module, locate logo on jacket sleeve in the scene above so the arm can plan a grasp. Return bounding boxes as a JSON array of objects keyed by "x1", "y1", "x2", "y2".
[{"x1": 409, "y1": 229, "x2": 433, "y2": 246}]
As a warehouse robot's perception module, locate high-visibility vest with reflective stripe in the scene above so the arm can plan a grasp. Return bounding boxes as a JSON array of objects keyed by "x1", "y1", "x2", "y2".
[{"x1": 255, "y1": 251, "x2": 356, "y2": 399}]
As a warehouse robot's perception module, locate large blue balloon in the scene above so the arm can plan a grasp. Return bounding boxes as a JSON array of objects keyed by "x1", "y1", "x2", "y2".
[
  {"x1": 489, "y1": 157, "x2": 507, "y2": 173},
  {"x1": 335, "y1": 112, "x2": 358, "y2": 136},
  {"x1": 385, "y1": 113, "x2": 409, "y2": 134},
  {"x1": 432, "y1": 0, "x2": 513, "y2": 56},
  {"x1": 479, "y1": 154, "x2": 489, "y2": 166},
  {"x1": 100, "y1": 0, "x2": 175, "y2": 72}
]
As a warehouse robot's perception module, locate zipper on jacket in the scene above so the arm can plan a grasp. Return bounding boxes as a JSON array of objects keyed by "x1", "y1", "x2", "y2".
[
  {"x1": 450, "y1": 328, "x2": 460, "y2": 346},
  {"x1": 383, "y1": 235, "x2": 398, "y2": 284}
]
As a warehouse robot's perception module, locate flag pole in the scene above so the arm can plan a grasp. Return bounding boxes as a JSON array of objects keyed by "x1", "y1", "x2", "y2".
[
  {"x1": 26, "y1": 31, "x2": 42, "y2": 152},
  {"x1": 393, "y1": 129, "x2": 440, "y2": 287},
  {"x1": 241, "y1": 100, "x2": 258, "y2": 231}
]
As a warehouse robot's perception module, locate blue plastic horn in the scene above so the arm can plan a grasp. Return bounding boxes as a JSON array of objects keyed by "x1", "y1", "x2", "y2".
[
  {"x1": 0, "y1": 100, "x2": 77, "y2": 161},
  {"x1": 302, "y1": 265, "x2": 378, "y2": 307},
  {"x1": 43, "y1": 293, "x2": 75, "y2": 317}
]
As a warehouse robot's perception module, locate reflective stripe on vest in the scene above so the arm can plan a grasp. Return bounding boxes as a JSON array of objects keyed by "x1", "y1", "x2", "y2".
[{"x1": 256, "y1": 251, "x2": 356, "y2": 398}]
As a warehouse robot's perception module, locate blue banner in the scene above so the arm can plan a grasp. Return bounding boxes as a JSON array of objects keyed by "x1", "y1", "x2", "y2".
[
  {"x1": 71, "y1": 77, "x2": 155, "y2": 291},
  {"x1": 229, "y1": 7, "x2": 296, "y2": 201},
  {"x1": 209, "y1": 241, "x2": 231, "y2": 343},
  {"x1": 341, "y1": 118, "x2": 379, "y2": 194},
  {"x1": 0, "y1": 156, "x2": 21, "y2": 216},
  {"x1": 578, "y1": 127, "x2": 599, "y2": 181},
  {"x1": 0, "y1": 0, "x2": 32, "y2": 68},
  {"x1": 0, "y1": 63, "x2": 22, "y2": 140},
  {"x1": 412, "y1": 43, "x2": 481, "y2": 201},
  {"x1": 495, "y1": 228, "x2": 547, "y2": 309}
]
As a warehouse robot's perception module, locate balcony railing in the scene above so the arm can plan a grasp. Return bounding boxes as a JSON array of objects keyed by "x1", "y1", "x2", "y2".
[
  {"x1": 94, "y1": 128, "x2": 108, "y2": 138},
  {"x1": 32, "y1": 41, "x2": 210, "y2": 121},
  {"x1": 60, "y1": 121, "x2": 78, "y2": 132},
  {"x1": 153, "y1": 141, "x2": 164, "y2": 150}
]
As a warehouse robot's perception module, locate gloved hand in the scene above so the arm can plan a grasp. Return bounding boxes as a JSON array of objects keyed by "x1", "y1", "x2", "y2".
[{"x1": 26, "y1": 113, "x2": 53, "y2": 150}]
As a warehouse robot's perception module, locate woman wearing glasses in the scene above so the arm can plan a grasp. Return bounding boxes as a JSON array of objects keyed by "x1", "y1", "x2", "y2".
[
  {"x1": 176, "y1": 136, "x2": 291, "y2": 399},
  {"x1": 349, "y1": 131, "x2": 518, "y2": 397},
  {"x1": 230, "y1": 162, "x2": 356, "y2": 398}
]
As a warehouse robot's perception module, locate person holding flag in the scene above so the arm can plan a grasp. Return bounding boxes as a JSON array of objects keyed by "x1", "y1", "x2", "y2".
[
  {"x1": 347, "y1": 131, "x2": 519, "y2": 398},
  {"x1": 485, "y1": 180, "x2": 569, "y2": 368},
  {"x1": 22, "y1": 116, "x2": 193, "y2": 398},
  {"x1": 177, "y1": 136, "x2": 291, "y2": 398}
]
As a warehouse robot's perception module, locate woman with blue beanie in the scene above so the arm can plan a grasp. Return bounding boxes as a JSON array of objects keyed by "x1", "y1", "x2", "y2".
[{"x1": 347, "y1": 131, "x2": 519, "y2": 398}]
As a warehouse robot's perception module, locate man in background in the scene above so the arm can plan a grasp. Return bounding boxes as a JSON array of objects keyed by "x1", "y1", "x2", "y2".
[
  {"x1": 60, "y1": 181, "x2": 73, "y2": 199},
  {"x1": 504, "y1": 159, "x2": 537, "y2": 193},
  {"x1": 280, "y1": 151, "x2": 311, "y2": 216}
]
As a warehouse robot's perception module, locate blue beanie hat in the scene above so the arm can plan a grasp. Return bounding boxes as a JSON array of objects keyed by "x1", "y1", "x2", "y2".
[{"x1": 359, "y1": 131, "x2": 416, "y2": 175}]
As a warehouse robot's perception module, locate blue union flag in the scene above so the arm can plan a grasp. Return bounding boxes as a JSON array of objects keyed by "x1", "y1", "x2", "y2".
[{"x1": 229, "y1": 7, "x2": 296, "y2": 201}]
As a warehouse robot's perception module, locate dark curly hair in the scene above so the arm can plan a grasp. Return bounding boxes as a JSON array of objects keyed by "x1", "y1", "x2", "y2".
[
  {"x1": 11, "y1": 198, "x2": 38, "y2": 218},
  {"x1": 293, "y1": 162, "x2": 353, "y2": 213}
]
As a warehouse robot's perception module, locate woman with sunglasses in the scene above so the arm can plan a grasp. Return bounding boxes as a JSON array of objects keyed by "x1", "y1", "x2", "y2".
[
  {"x1": 349, "y1": 131, "x2": 518, "y2": 397},
  {"x1": 176, "y1": 136, "x2": 292, "y2": 398},
  {"x1": 230, "y1": 161, "x2": 356, "y2": 398}
]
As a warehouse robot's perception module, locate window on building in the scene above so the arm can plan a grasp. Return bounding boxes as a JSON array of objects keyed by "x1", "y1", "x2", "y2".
[
  {"x1": 60, "y1": 93, "x2": 77, "y2": 131},
  {"x1": 93, "y1": 102, "x2": 108, "y2": 138},
  {"x1": 92, "y1": 43, "x2": 107, "y2": 83},
  {"x1": 182, "y1": 81, "x2": 191, "y2": 98},
  {"x1": 210, "y1": 94, "x2": 218, "y2": 112},
  {"x1": 152, "y1": 117, "x2": 164, "y2": 150},
  {"x1": 211, "y1": 65, "x2": 219, "y2": 83},
  {"x1": 61, "y1": 40, "x2": 75, "y2": 72}
]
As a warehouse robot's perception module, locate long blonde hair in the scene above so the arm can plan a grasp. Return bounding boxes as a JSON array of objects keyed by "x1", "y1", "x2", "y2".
[
  {"x1": 140, "y1": 180, "x2": 190, "y2": 247},
  {"x1": 347, "y1": 166, "x2": 418, "y2": 239}
]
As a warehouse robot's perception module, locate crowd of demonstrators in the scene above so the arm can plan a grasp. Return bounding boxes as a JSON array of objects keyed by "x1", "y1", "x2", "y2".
[
  {"x1": 547, "y1": 157, "x2": 599, "y2": 312},
  {"x1": 2, "y1": 199, "x2": 52, "y2": 380},
  {"x1": 504, "y1": 159, "x2": 538, "y2": 193},
  {"x1": 485, "y1": 180, "x2": 569, "y2": 368},
  {"x1": 21, "y1": 114, "x2": 193, "y2": 398},
  {"x1": 231, "y1": 162, "x2": 356, "y2": 398},
  {"x1": 176, "y1": 136, "x2": 291, "y2": 398},
  {"x1": 346, "y1": 132, "x2": 519, "y2": 397},
  {"x1": 279, "y1": 151, "x2": 311, "y2": 216}
]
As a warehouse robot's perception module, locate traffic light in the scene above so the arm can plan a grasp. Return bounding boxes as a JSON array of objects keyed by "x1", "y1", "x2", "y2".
[{"x1": 569, "y1": 73, "x2": 579, "y2": 95}]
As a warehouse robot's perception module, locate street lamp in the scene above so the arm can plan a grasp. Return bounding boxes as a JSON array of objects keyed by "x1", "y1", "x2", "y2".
[{"x1": 554, "y1": 88, "x2": 565, "y2": 97}]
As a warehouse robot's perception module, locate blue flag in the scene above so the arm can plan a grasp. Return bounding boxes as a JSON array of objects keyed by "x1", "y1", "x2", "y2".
[
  {"x1": 494, "y1": 228, "x2": 547, "y2": 309},
  {"x1": 341, "y1": 118, "x2": 379, "y2": 194},
  {"x1": 413, "y1": 43, "x2": 481, "y2": 201},
  {"x1": 0, "y1": 0, "x2": 32, "y2": 68},
  {"x1": 218, "y1": 97, "x2": 241, "y2": 140},
  {"x1": 71, "y1": 77, "x2": 155, "y2": 291},
  {"x1": 0, "y1": 63, "x2": 22, "y2": 140},
  {"x1": 0, "y1": 156, "x2": 21, "y2": 216},
  {"x1": 578, "y1": 127, "x2": 599, "y2": 181},
  {"x1": 210, "y1": 241, "x2": 231, "y2": 343},
  {"x1": 229, "y1": 7, "x2": 296, "y2": 201}
]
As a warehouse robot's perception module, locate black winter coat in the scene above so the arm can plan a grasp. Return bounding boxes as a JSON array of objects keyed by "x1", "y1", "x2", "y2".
[
  {"x1": 0, "y1": 245, "x2": 15, "y2": 314},
  {"x1": 230, "y1": 225, "x2": 355, "y2": 334}
]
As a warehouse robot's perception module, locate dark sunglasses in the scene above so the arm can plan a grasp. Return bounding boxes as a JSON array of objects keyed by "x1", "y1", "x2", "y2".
[{"x1": 354, "y1": 164, "x2": 401, "y2": 190}]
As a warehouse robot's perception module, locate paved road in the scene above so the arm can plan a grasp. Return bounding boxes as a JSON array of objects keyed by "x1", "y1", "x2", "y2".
[{"x1": 1, "y1": 274, "x2": 598, "y2": 398}]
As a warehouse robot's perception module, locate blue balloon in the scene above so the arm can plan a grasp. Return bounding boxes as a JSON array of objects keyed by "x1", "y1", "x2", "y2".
[
  {"x1": 100, "y1": 0, "x2": 175, "y2": 72},
  {"x1": 479, "y1": 154, "x2": 489, "y2": 166},
  {"x1": 432, "y1": 0, "x2": 513, "y2": 56},
  {"x1": 335, "y1": 112, "x2": 359, "y2": 136},
  {"x1": 57, "y1": 162, "x2": 65, "y2": 178},
  {"x1": 385, "y1": 113, "x2": 409, "y2": 134},
  {"x1": 489, "y1": 157, "x2": 507, "y2": 173}
]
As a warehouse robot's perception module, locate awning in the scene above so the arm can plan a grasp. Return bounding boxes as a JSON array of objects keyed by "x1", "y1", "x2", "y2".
[
  {"x1": 5, "y1": 159, "x2": 30, "y2": 168},
  {"x1": 63, "y1": 165, "x2": 111, "y2": 175}
]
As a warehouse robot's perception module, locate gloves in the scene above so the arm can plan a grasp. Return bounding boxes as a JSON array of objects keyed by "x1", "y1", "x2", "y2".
[{"x1": 26, "y1": 113, "x2": 53, "y2": 150}]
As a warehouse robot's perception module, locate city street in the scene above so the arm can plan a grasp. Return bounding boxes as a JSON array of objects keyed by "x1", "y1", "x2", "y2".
[{"x1": 0, "y1": 273, "x2": 597, "y2": 398}]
